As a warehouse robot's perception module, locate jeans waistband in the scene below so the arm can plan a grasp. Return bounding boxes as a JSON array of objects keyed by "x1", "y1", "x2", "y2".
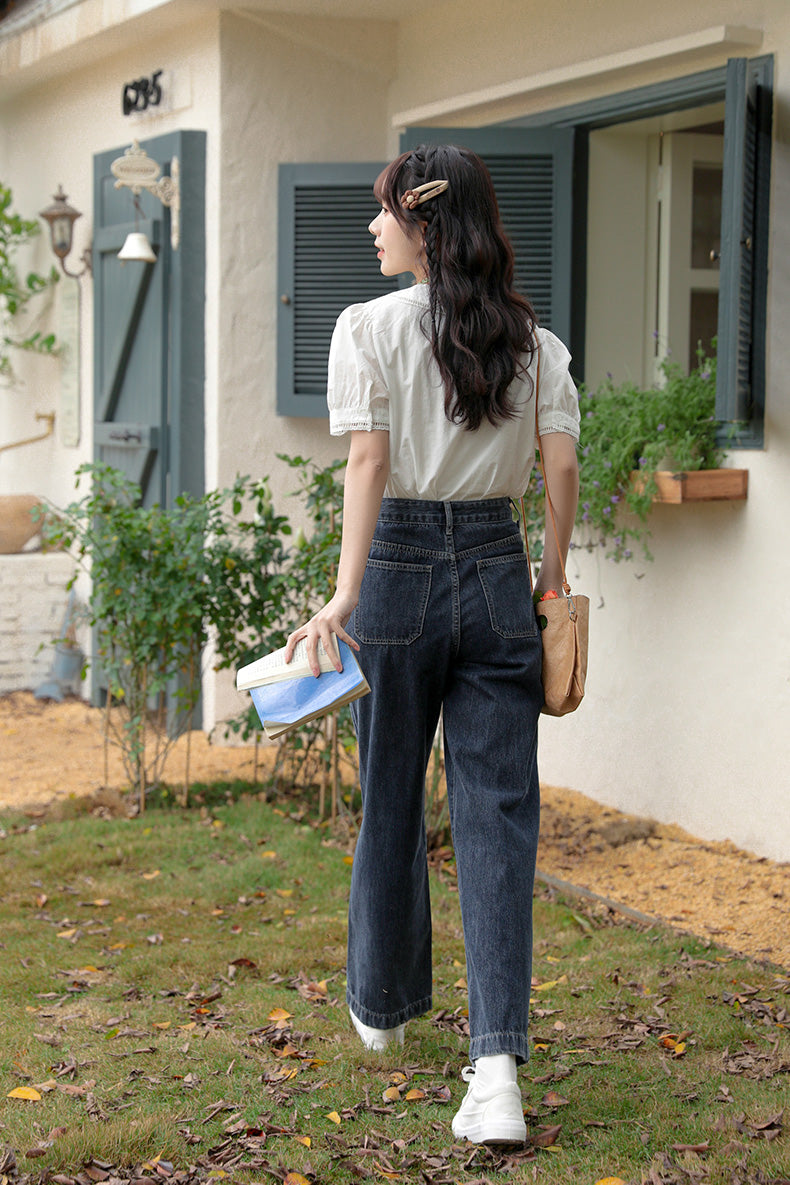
[{"x1": 378, "y1": 497, "x2": 514, "y2": 526}]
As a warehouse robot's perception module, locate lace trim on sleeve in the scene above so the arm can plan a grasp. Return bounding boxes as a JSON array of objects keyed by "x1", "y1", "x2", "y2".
[
  {"x1": 538, "y1": 410, "x2": 580, "y2": 440},
  {"x1": 329, "y1": 409, "x2": 390, "y2": 436}
]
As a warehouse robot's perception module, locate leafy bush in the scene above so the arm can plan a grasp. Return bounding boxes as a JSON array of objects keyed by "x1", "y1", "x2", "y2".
[
  {"x1": 0, "y1": 182, "x2": 59, "y2": 383},
  {"x1": 44, "y1": 465, "x2": 291, "y2": 808}
]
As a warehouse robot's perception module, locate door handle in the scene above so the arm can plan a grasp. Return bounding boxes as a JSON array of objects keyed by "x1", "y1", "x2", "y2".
[{"x1": 108, "y1": 429, "x2": 142, "y2": 443}]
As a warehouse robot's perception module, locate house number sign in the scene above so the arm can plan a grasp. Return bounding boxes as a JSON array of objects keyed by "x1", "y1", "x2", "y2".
[{"x1": 122, "y1": 70, "x2": 163, "y2": 116}]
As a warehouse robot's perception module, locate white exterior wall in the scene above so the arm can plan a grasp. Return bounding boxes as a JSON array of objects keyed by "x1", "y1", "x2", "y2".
[
  {"x1": 1, "y1": 0, "x2": 788, "y2": 858},
  {"x1": 391, "y1": 0, "x2": 790, "y2": 861},
  {"x1": 0, "y1": 6, "x2": 222, "y2": 695},
  {"x1": 206, "y1": 10, "x2": 397, "y2": 729}
]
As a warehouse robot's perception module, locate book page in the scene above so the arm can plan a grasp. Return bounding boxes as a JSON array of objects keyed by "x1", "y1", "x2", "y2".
[{"x1": 236, "y1": 634, "x2": 340, "y2": 690}]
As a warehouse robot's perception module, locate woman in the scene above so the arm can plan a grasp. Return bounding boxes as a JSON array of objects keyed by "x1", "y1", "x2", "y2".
[{"x1": 285, "y1": 144, "x2": 580, "y2": 1145}]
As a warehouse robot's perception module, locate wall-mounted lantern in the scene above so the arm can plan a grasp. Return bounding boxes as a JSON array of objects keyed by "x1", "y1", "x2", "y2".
[
  {"x1": 110, "y1": 139, "x2": 180, "y2": 262},
  {"x1": 39, "y1": 186, "x2": 91, "y2": 278}
]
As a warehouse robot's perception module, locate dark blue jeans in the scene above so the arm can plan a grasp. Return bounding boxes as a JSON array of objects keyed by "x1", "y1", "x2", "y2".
[{"x1": 347, "y1": 497, "x2": 542, "y2": 1064}]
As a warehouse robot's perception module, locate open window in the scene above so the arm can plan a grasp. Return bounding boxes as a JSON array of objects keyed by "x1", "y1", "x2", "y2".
[{"x1": 277, "y1": 57, "x2": 771, "y2": 441}]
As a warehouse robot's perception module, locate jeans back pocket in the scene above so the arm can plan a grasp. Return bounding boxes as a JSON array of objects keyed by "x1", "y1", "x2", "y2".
[
  {"x1": 476, "y1": 553, "x2": 537, "y2": 638},
  {"x1": 355, "y1": 558, "x2": 432, "y2": 645}
]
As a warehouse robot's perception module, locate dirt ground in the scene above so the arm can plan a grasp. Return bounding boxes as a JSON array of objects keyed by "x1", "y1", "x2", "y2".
[{"x1": 1, "y1": 690, "x2": 788, "y2": 969}]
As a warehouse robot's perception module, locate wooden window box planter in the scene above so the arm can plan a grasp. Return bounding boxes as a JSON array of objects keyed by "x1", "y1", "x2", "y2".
[{"x1": 631, "y1": 469, "x2": 748, "y2": 503}]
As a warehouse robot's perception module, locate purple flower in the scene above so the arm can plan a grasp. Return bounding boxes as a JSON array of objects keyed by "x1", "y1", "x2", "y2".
[
  {"x1": 586, "y1": 410, "x2": 594, "y2": 419},
  {"x1": 701, "y1": 370, "x2": 711, "y2": 380},
  {"x1": 592, "y1": 480, "x2": 600, "y2": 488},
  {"x1": 582, "y1": 511, "x2": 590, "y2": 522},
  {"x1": 582, "y1": 446, "x2": 590, "y2": 456},
  {"x1": 657, "y1": 423, "x2": 665, "y2": 432},
  {"x1": 624, "y1": 549, "x2": 632, "y2": 558},
  {"x1": 582, "y1": 501, "x2": 590, "y2": 511},
  {"x1": 611, "y1": 495, "x2": 620, "y2": 504},
  {"x1": 603, "y1": 506, "x2": 611, "y2": 516},
  {"x1": 638, "y1": 456, "x2": 647, "y2": 467},
  {"x1": 604, "y1": 459, "x2": 612, "y2": 468}
]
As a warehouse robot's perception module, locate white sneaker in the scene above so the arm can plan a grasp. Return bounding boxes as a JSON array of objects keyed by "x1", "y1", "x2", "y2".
[
  {"x1": 452, "y1": 1065, "x2": 526, "y2": 1145},
  {"x1": 349, "y1": 1008, "x2": 406, "y2": 1051}
]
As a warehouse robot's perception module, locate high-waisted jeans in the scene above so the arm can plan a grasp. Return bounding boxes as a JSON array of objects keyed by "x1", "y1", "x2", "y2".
[{"x1": 346, "y1": 497, "x2": 542, "y2": 1064}]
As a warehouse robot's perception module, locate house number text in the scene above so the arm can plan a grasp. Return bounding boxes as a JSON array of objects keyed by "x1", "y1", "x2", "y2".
[{"x1": 122, "y1": 71, "x2": 163, "y2": 116}]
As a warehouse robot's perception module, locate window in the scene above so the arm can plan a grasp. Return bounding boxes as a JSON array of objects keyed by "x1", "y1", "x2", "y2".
[
  {"x1": 507, "y1": 53, "x2": 773, "y2": 447},
  {"x1": 277, "y1": 57, "x2": 771, "y2": 442}
]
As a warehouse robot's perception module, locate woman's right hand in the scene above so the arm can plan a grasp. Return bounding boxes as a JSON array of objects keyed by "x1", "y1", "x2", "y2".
[{"x1": 284, "y1": 591, "x2": 360, "y2": 677}]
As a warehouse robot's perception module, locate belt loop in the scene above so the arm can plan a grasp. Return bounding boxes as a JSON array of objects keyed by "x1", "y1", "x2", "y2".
[{"x1": 443, "y1": 500, "x2": 453, "y2": 533}]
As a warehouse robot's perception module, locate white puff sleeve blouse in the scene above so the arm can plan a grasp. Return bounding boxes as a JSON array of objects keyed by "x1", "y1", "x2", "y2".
[{"x1": 327, "y1": 284, "x2": 579, "y2": 502}]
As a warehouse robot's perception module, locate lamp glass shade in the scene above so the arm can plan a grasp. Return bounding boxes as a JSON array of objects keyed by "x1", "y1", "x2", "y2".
[
  {"x1": 118, "y1": 232, "x2": 157, "y2": 263},
  {"x1": 51, "y1": 215, "x2": 73, "y2": 257}
]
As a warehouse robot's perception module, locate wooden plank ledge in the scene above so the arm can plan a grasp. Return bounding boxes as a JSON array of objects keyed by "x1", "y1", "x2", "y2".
[{"x1": 631, "y1": 469, "x2": 749, "y2": 503}]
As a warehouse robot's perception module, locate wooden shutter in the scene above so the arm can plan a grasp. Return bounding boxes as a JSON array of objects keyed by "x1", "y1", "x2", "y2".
[
  {"x1": 277, "y1": 164, "x2": 398, "y2": 417},
  {"x1": 399, "y1": 127, "x2": 577, "y2": 351},
  {"x1": 716, "y1": 56, "x2": 772, "y2": 446},
  {"x1": 93, "y1": 130, "x2": 206, "y2": 505}
]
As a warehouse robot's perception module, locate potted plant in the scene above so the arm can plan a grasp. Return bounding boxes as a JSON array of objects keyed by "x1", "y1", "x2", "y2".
[{"x1": 523, "y1": 347, "x2": 746, "y2": 565}]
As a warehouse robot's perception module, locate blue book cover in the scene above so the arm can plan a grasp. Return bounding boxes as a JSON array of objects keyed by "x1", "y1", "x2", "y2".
[{"x1": 238, "y1": 636, "x2": 369, "y2": 740}]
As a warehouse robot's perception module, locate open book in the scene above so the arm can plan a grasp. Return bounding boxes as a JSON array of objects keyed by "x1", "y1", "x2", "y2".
[{"x1": 236, "y1": 635, "x2": 370, "y2": 741}]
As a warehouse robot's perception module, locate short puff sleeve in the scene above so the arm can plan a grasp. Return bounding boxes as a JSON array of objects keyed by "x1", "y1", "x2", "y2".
[
  {"x1": 327, "y1": 303, "x2": 390, "y2": 435},
  {"x1": 536, "y1": 328, "x2": 580, "y2": 440}
]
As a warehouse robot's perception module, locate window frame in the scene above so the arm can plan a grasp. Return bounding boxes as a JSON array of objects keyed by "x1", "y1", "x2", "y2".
[{"x1": 504, "y1": 54, "x2": 774, "y2": 447}]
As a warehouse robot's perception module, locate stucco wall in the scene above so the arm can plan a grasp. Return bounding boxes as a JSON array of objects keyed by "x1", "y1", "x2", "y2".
[
  {"x1": 389, "y1": 0, "x2": 790, "y2": 860},
  {"x1": 2, "y1": 0, "x2": 787, "y2": 859},
  {"x1": 0, "y1": 9, "x2": 223, "y2": 685},
  {"x1": 207, "y1": 10, "x2": 398, "y2": 731}
]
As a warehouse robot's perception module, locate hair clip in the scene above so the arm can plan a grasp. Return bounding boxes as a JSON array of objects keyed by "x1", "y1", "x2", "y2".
[{"x1": 401, "y1": 179, "x2": 449, "y2": 209}]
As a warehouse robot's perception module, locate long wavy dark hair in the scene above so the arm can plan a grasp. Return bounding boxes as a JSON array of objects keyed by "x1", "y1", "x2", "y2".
[{"x1": 374, "y1": 144, "x2": 538, "y2": 430}]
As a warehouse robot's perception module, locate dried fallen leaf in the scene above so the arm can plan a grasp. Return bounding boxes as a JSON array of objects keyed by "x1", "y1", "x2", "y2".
[
  {"x1": 530, "y1": 1123, "x2": 562, "y2": 1147},
  {"x1": 326, "y1": 1110, "x2": 341, "y2": 1124},
  {"x1": 284, "y1": 1174, "x2": 311, "y2": 1185},
  {"x1": 141, "y1": 870, "x2": 161, "y2": 880},
  {"x1": 382, "y1": 1086, "x2": 401, "y2": 1102},
  {"x1": 404, "y1": 1088, "x2": 425, "y2": 1100},
  {"x1": 542, "y1": 1090, "x2": 570, "y2": 1107},
  {"x1": 268, "y1": 1007, "x2": 292, "y2": 1022},
  {"x1": 7, "y1": 1087, "x2": 42, "y2": 1101},
  {"x1": 534, "y1": 976, "x2": 568, "y2": 992},
  {"x1": 595, "y1": 1178, "x2": 627, "y2": 1185}
]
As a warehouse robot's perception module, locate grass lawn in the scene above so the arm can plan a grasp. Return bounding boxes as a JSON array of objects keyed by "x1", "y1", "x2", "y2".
[{"x1": 0, "y1": 787, "x2": 788, "y2": 1185}]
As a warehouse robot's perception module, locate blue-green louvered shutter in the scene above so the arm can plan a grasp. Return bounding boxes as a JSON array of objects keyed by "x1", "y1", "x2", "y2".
[
  {"x1": 277, "y1": 164, "x2": 398, "y2": 417},
  {"x1": 716, "y1": 57, "x2": 773, "y2": 446},
  {"x1": 399, "y1": 127, "x2": 577, "y2": 352}
]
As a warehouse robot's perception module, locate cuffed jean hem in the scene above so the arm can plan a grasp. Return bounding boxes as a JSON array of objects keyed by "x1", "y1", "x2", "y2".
[
  {"x1": 470, "y1": 1030, "x2": 531, "y2": 1066},
  {"x1": 346, "y1": 989, "x2": 432, "y2": 1030}
]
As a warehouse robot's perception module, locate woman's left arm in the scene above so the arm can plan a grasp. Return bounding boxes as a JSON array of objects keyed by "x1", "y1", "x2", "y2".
[
  {"x1": 285, "y1": 429, "x2": 389, "y2": 675},
  {"x1": 533, "y1": 432, "x2": 580, "y2": 596}
]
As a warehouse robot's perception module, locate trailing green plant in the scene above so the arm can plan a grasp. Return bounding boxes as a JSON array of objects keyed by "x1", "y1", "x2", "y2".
[
  {"x1": 0, "y1": 182, "x2": 59, "y2": 383},
  {"x1": 521, "y1": 347, "x2": 724, "y2": 564}
]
